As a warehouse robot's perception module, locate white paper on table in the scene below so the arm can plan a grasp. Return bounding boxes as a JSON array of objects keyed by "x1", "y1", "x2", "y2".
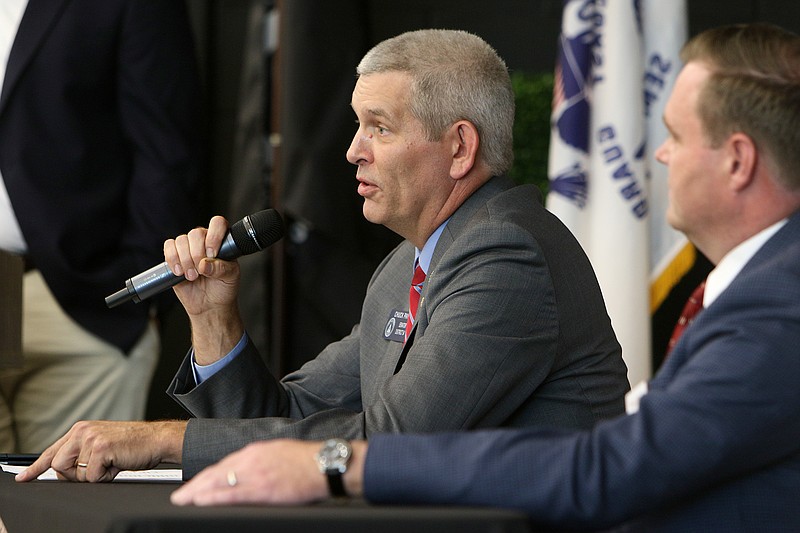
[{"x1": 1, "y1": 464, "x2": 182, "y2": 482}]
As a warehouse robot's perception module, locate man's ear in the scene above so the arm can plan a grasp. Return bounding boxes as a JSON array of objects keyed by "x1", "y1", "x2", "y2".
[
  {"x1": 726, "y1": 132, "x2": 757, "y2": 192},
  {"x1": 449, "y1": 121, "x2": 480, "y2": 180}
]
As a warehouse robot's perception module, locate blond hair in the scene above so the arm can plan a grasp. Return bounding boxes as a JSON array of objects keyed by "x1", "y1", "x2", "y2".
[{"x1": 682, "y1": 23, "x2": 800, "y2": 189}]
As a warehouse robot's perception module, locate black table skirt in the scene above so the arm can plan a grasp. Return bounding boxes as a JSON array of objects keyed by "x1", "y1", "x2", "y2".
[{"x1": 0, "y1": 471, "x2": 532, "y2": 533}]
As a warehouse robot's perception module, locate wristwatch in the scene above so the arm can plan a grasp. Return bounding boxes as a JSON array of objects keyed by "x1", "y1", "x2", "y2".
[{"x1": 315, "y1": 438, "x2": 352, "y2": 497}]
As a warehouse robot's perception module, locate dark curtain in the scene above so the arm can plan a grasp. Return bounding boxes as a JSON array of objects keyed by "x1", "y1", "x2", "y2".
[
  {"x1": 160, "y1": 0, "x2": 800, "y2": 395},
  {"x1": 277, "y1": 0, "x2": 401, "y2": 375}
]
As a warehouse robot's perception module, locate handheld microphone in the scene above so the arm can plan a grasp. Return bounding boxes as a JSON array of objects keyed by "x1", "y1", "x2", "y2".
[{"x1": 105, "y1": 209, "x2": 284, "y2": 308}]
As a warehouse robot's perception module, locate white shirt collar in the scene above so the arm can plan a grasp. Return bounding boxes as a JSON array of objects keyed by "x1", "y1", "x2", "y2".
[
  {"x1": 0, "y1": 0, "x2": 29, "y2": 254},
  {"x1": 704, "y1": 219, "x2": 788, "y2": 307}
]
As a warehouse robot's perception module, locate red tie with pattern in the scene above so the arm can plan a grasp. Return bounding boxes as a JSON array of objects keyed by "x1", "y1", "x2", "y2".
[
  {"x1": 666, "y1": 281, "x2": 706, "y2": 357},
  {"x1": 406, "y1": 261, "x2": 426, "y2": 342}
]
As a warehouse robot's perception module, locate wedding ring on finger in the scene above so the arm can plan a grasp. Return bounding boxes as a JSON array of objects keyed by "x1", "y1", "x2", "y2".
[
  {"x1": 76, "y1": 462, "x2": 89, "y2": 468},
  {"x1": 227, "y1": 470, "x2": 238, "y2": 487}
]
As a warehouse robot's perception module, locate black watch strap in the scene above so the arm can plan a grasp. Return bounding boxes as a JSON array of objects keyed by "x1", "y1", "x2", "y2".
[{"x1": 326, "y1": 471, "x2": 347, "y2": 497}]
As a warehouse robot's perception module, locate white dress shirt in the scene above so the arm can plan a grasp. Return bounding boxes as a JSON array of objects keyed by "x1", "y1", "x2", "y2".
[
  {"x1": 0, "y1": 0, "x2": 29, "y2": 254},
  {"x1": 703, "y1": 218, "x2": 787, "y2": 308}
]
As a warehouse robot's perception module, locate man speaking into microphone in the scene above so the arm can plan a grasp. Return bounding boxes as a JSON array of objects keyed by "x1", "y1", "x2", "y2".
[{"x1": 19, "y1": 29, "x2": 628, "y2": 484}]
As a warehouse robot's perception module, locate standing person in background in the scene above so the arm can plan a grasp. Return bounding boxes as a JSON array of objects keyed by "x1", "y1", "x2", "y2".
[
  {"x1": 0, "y1": 0, "x2": 201, "y2": 453},
  {"x1": 169, "y1": 23, "x2": 800, "y2": 532}
]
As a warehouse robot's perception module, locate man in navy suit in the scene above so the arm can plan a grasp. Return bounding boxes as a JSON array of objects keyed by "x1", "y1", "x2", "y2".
[
  {"x1": 0, "y1": 1, "x2": 200, "y2": 452},
  {"x1": 168, "y1": 23, "x2": 800, "y2": 531}
]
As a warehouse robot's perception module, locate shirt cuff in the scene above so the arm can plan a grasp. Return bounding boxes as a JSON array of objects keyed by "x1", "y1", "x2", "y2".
[{"x1": 191, "y1": 332, "x2": 249, "y2": 385}]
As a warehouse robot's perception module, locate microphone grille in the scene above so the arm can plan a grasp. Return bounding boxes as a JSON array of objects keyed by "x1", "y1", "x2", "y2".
[{"x1": 229, "y1": 209, "x2": 285, "y2": 255}]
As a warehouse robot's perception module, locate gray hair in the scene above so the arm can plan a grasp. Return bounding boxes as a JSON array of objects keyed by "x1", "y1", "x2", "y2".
[{"x1": 357, "y1": 29, "x2": 515, "y2": 175}]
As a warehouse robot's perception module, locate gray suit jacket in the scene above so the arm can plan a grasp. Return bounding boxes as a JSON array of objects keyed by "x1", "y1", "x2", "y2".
[{"x1": 169, "y1": 176, "x2": 629, "y2": 477}]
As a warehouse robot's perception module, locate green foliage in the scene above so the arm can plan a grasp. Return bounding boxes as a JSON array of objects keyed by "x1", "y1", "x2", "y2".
[{"x1": 509, "y1": 71, "x2": 554, "y2": 197}]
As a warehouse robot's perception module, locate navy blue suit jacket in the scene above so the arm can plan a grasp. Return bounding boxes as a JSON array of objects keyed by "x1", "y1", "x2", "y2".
[
  {"x1": 0, "y1": 0, "x2": 201, "y2": 351},
  {"x1": 365, "y1": 210, "x2": 800, "y2": 531}
]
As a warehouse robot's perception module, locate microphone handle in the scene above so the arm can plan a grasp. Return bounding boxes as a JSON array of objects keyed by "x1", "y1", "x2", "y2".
[{"x1": 105, "y1": 233, "x2": 239, "y2": 308}]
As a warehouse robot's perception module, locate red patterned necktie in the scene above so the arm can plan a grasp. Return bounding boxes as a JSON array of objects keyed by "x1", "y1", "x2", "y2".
[
  {"x1": 406, "y1": 261, "x2": 426, "y2": 342},
  {"x1": 666, "y1": 281, "x2": 706, "y2": 357}
]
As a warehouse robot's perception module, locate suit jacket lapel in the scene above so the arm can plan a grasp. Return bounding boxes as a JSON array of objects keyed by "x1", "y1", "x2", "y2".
[
  {"x1": 653, "y1": 208, "x2": 800, "y2": 386},
  {"x1": 391, "y1": 176, "x2": 513, "y2": 374},
  {"x1": 0, "y1": 0, "x2": 70, "y2": 115}
]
